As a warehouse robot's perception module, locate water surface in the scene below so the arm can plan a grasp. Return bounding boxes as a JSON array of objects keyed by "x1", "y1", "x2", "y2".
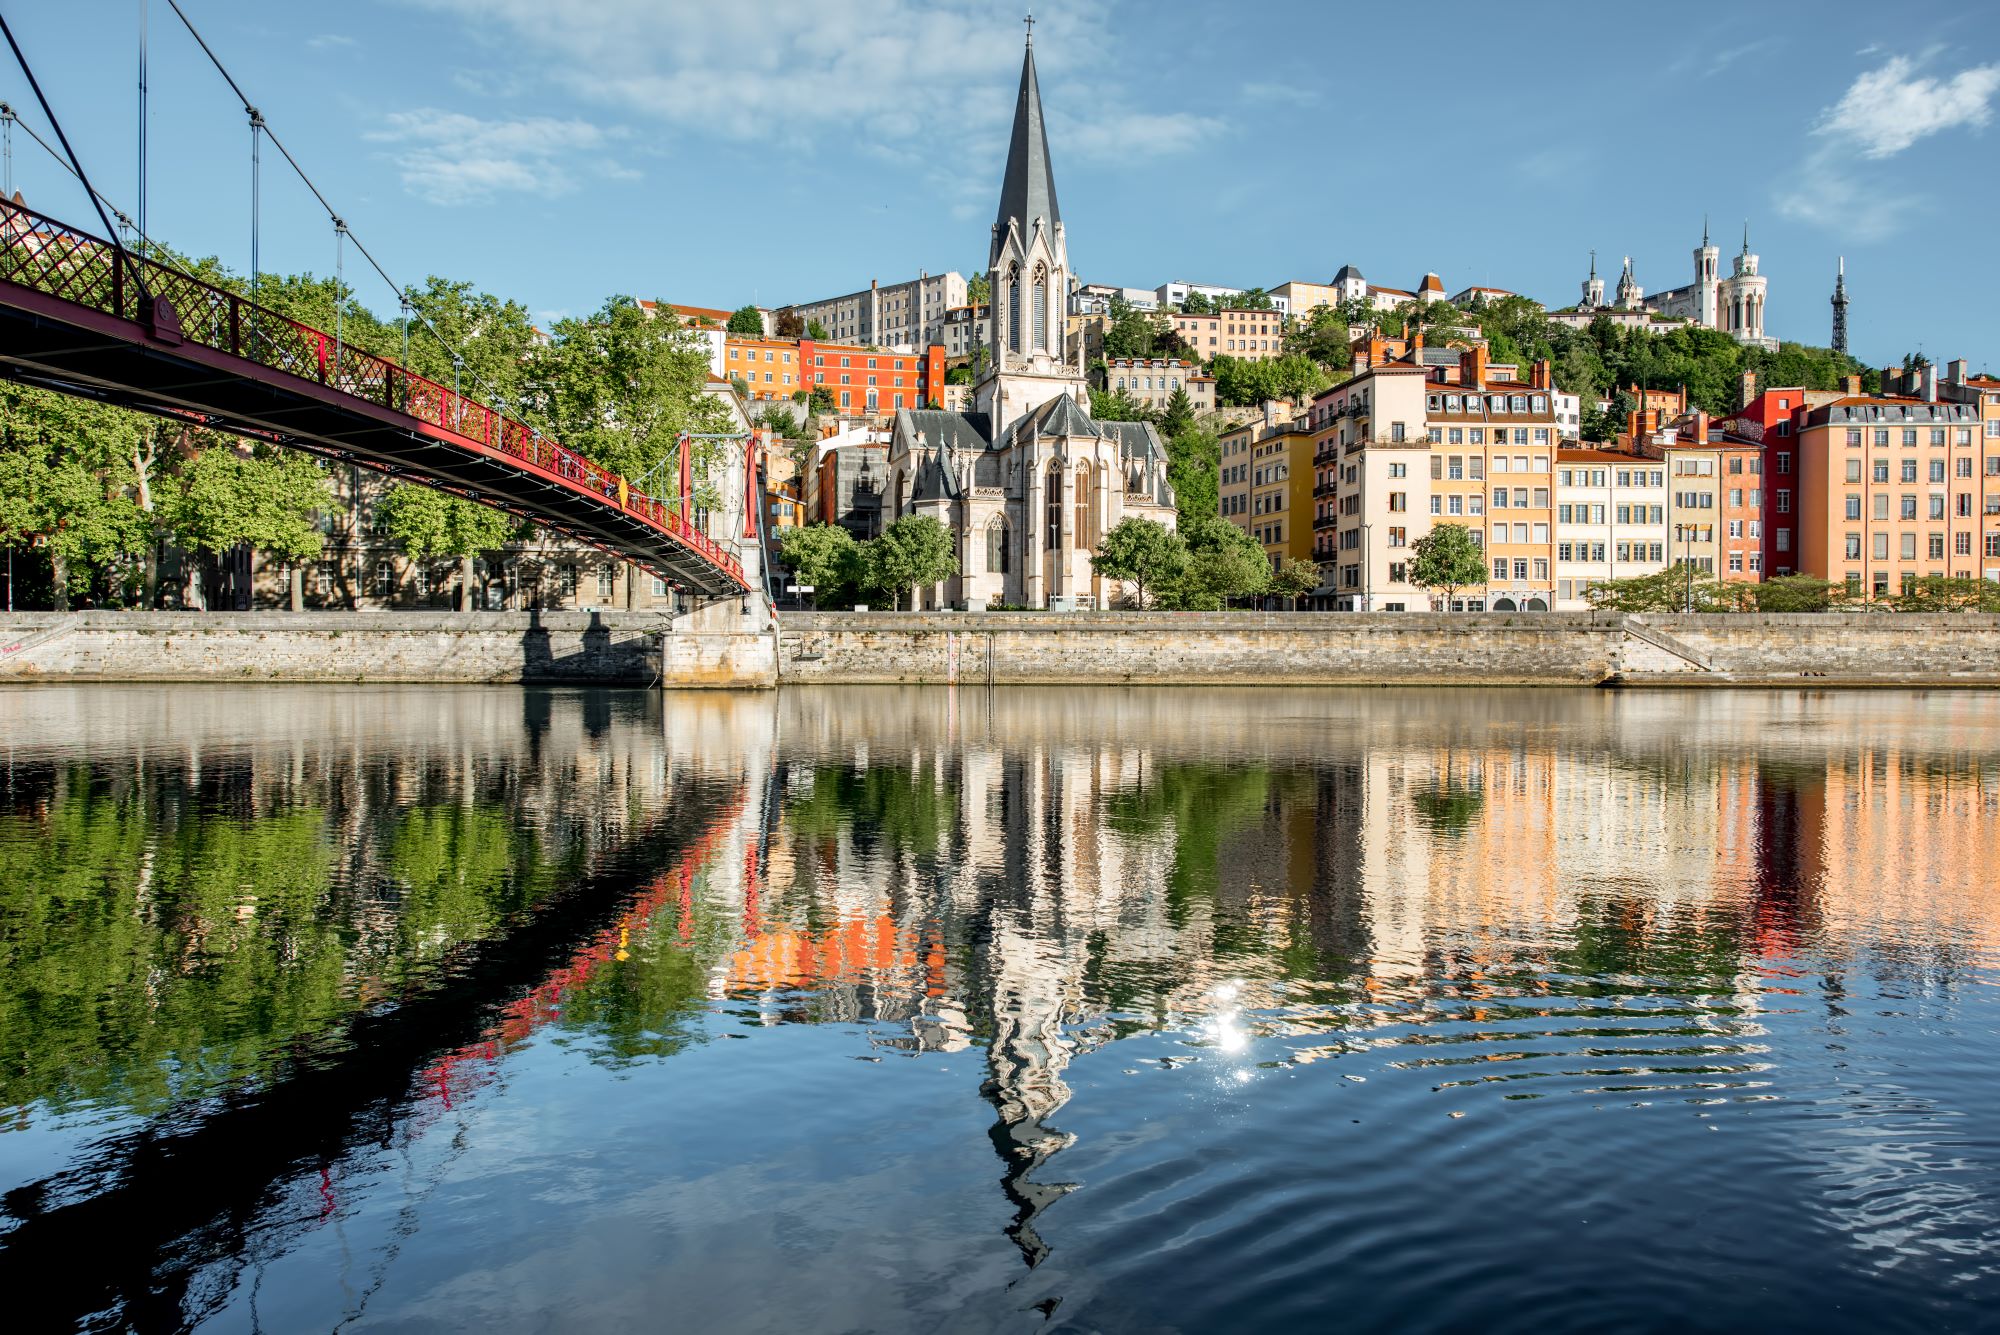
[{"x1": 2, "y1": 685, "x2": 1998, "y2": 1332}]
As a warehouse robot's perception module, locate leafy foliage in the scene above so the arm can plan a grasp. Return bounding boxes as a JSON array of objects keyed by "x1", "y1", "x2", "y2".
[
  {"x1": 727, "y1": 305, "x2": 764, "y2": 335},
  {"x1": 1091, "y1": 517, "x2": 1186, "y2": 609},
  {"x1": 1271, "y1": 557, "x2": 1323, "y2": 599},
  {"x1": 1892, "y1": 576, "x2": 2000, "y2": 613},
  {"x1": 373, "y1": 484, "x2": 518, "y2": 560},
  {"x1": 1163, "y1": 513, "x2": 1271, "y2": 609},
  {"x1": 165, "y1": 448, "x2": 331, "y2": 565},
  {"x1": 1408, "y1": 523, "x2": 1488, "y2": 604},
  {"x1": 806, "y1": 318, "x2": 830, "y2": 340},
  {"x1": 1088, "y1": 387, "x2": 1154, "y2": 423},
  {"x1": 777, "y1": 523, "x2": 866, "y2": 606},
  {"x1": 538, "y1": 296, "x2": 732, "y2": 485},
  {"x1": 864, "y1": 514, "x2": 958, "y2": 606},
  {"x1": 1210, "y1": 354, "x2": 1330, "y2": 407}
]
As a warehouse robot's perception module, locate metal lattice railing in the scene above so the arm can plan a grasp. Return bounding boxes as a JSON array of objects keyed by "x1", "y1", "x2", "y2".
[{"x1": 0, "y1": 199, "x2": 745, "y2": 587}]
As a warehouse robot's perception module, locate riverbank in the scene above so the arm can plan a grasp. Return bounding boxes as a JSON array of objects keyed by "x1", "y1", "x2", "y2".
[{"x1": 5, "y1": 608, "x2": 1999, "y2": 687}]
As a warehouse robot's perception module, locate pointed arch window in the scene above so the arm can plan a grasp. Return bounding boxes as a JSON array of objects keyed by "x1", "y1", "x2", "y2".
[
  {"x1": 987, "y1": 515, "x2": 1010, "y2": 574},
  {"x1": 1073, "y1": 464, "x2": 1092, "y2": 550},
  {"x1": 1045, "y1": 464, "x2": 1063, "y2": 549},
  {"x1": 1008, "y1": 268, "x2": 1022, "y2": 353},
  {"x1": 1032, "y1": 270, "x2": 1048, "y2": 352}
]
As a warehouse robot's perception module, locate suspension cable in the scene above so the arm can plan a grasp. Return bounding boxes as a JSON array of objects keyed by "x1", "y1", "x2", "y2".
[
  {"x1": 163, "y1": 0, "x2": 550, "y2": 444},
  {"x1": 0, "y1": 13, "x2": 150, "y2": 301},
  {"x1": 0, "y1": 100, "x2": 155, "y2": 250}
]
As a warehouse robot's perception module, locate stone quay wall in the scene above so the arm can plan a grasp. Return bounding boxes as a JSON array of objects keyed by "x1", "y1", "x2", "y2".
[
  {"x1": 772, "y1": 611, "x2": 2000, "y2": 689},
  {"x1": 0, "y1": 611, "x2": 664, "y2": 684},
  {"x1": 5, "y1": 610, "x2": 2000, "y2": 689}
]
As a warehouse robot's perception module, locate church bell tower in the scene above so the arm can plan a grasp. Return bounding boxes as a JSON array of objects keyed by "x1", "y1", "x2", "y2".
[{"x1": 975, "y1": 17, "x2": 1086, "y2": 435}]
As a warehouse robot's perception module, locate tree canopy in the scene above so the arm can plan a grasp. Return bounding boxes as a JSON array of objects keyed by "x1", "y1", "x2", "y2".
[
  {"x1": 1091, "y1": 517, "x2": 1186, "y2": 609},
  {"x1": 1408, "y1": 523, "x2": 1488, "y2": 606},
  {"x1": 726, "y1": 305, "x2": 765, "y2": 335},
  {"x1": 865, "y1": 514, "x2": 958, "y2": 608}
]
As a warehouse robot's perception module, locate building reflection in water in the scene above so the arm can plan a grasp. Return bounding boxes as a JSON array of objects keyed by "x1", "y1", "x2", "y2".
[
  {"x1": 709, "y1": 687, "x2": 2000, "y2": 1269},
  {"x1": 5, "y1": 684, "x2": 2000, "y2": 1329}
]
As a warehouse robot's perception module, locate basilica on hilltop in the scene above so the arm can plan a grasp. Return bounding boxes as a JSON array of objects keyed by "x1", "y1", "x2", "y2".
[
  {"x1": 1577, "y1": 221, "x2": 1778, "y2": 351},
  {"x1": 883, "y1": 27, "x2": 1178, "y2": 610}
]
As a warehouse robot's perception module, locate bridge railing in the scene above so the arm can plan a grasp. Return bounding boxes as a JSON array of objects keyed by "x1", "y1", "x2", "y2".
[{"x1": 0, "y1": 200, "x2": 745, "y2": 588}]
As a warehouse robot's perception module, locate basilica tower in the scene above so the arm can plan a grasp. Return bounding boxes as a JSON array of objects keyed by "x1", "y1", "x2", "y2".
[
  {"x1": 1693, "y1": 217, "x2": 1720, "y2": 329},
  {"x1": 974, "y1": 22, "x2": 1087, "y2": 434}
]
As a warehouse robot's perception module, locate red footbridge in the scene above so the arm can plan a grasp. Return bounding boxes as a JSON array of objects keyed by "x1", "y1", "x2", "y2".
[{"x1": 0, "y1": 200, "x2": 750, "y2": 595}]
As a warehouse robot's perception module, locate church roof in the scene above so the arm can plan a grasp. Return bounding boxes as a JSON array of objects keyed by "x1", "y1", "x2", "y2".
[
  {"x1": 910, "y1": 446, "x2": 964, "y2": 503},
  {"x1": 995, "y1": 39, "x2": 1061, "y2": 240},
  {"x1": 1333, "y1": 264, "x2": 1363, "y2": 283},
  {"x1": 899, "y1": 407, "x2": 993, "y2": 451}
]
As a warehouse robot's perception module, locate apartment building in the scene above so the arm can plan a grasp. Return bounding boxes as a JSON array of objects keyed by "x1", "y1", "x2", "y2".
[
  {"x1": 1553, "y1": 449, "x2": 1668, "y2": 608},
  {"x1": 724, "y1": 336, "x2": 804, "y2": 402},
  {"x1": 1313, "y1": 346, "x2": 1562, "y2": 610},
  {"x1": 941, "y1": 303, "x2": 990, "y2": 364},
  {"x1": 1104, "y1": 357, "x2": 1215, "y2": 415},
  {"x1": 1221, "y1": 408, "x2": 1315, "y2": 566},
  {"x1": 800, "y1": 340, "x2": 946, "y2": 416},
  {"x1": 1792, "y1": 395, "x2": 1985, "y2": 599},
  {"x1": 1155, "y1": 279, "x2": 1238, "y2": 309},
  {"x1": 784, "y1": 271, "x2": 968, "y2": 350},
  {"x1": 1166, "y1": 308, "x2": 1285, "y2": 362}
]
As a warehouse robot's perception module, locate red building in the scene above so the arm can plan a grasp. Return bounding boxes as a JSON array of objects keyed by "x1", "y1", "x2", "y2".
[{"x1": 799, "y1": 340, "x2": 945, "y2": 417}]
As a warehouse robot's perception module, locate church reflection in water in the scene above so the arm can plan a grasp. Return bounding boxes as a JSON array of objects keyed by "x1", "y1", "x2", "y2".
[{"x1": 705, "y1": 686, "x2": 2000, "y2": 1265}]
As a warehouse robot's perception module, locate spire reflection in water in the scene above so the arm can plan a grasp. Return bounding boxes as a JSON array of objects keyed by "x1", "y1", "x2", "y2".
[{"x1": 3, "y1": 684, "x2": 2000, "y2": 1333}]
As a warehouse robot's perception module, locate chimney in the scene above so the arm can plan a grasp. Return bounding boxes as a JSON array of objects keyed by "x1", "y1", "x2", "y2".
[
  {"x1": 1921, "y1": 364, "x2": 1938, "y2": 403},
  {"x1": 1412, "y1": 327, "x2": 1425, "y2": 361},
  {"x1": 1738, "y1": 368, "x2": 1757, "y2": 410},
  {"x1": 1463, "y1": 345, "x2": 1488, "y2": 387},
  {"x1": 1531, "y1": 358, "x2": 1551, "y2": 391},
  {"x1": 1693, "y1": 409, "x2": 1710, "y2": 444},
  {"x1": 1843, "y1": 374, "x2": 1861, "y2": 396},
  {"x1": 1263, "y1": 399, "x2": 1278, "y2": 429},
  {"x1": 1946, "y1": 357, "x2": 1968, "y2": 387}
]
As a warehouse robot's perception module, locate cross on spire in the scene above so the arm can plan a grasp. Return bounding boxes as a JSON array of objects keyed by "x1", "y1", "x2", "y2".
[{"x1": 1025, "y1": 12, "x2": 1034, "y2": 43}]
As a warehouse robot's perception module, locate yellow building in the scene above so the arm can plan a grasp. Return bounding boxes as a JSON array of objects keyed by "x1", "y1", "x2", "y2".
[{"x1": 1222, "y1": 407, "x2": 1315, "y2": 566}]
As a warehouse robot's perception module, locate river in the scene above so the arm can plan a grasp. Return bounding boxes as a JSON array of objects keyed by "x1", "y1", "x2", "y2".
[{"x1": 2, "y1": 685, "x2": 1998, "y2": 1332}]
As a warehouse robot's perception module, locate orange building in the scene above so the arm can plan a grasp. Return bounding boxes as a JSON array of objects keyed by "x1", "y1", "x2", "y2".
[
  {"x1": 724, "y1": 336, "x2": 804, "y2": 402},
  {"x1": 1792, "y1": 395, "x2": 1985, "y2": 599},
  {"x1": 800, "y1": 339, "x2": 946, "y2": 417}
]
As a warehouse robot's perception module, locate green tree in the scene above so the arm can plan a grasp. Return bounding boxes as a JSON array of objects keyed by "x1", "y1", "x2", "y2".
[
  {"x1": 727, "y1": 305, "x2": 764, "y2": 335},
  {"x1": 1583, "y1": 563, "x2": 1735, "y2": 612},
  {"x1": 806, "y1": 318, "x2": 830, "y2": 340},
  {"x1": 774, "y1": 309, "x2": 804, "y2": 339},
  {"x1": 1892, "y1": 575, "x2": 2000, "y2": 613},
  {"x1": 1748, "y1": 574, "x2": 1842, "y2": 612},
  {"x1": 1091, "y1": 517, "x2": 1186, "y2": 609},
  {"x1": 1101, "y1": 297, "x2": 1160, "y2": 360},
  {"x1": 1164, "y1": 423, "x2": 1219, "y2": 526},
  {"x1": 164, "y1": 448, "x2": 332, "y2": 610},
  {"x1": 1271, "y1": 557, "x2": 1323, "y2": 605},
  {"x1": 808, "y1": 385, "x2": 836, "y2": 414},
  {"x1": 1164, "y1": 513, "x2": 1270, "y2": 608},
  {"x1": 374, "y1": 484, "x2": 520, "y2": 611},
  {"x1": 1224, "y1": 288, "x2": 1275, "y2": 310},
  {"x1": 1180, "y1": 291, "x2": 1215, "y2": 315},
  {"x1": 1158, "y1": 386, "x2": 1196, "y2": 438},
  {"x1": 0, "y1": 387, "x2": 153, "y2": 607},
  {"x1": 537, "y1": 296, "x2": 731, "y2": 491},
  {"x1": 967, "y1": 272, "x2": 991, "y2": 305},
  {"x1": 401, "y1": 276, "x2": 538, "y2": 405},
  {"x1": 1088, "y1": 387, "x2": 1154, "y2": 422},
  {"x1": 1408, "y1": 523, "x2": 1488, "y2": 609},
  {"x1": 863, "y1": 514, "x2": 958, "y2": 609},
  {"x1": 777, "y1": 523, "x2": 865, "y2": 607}
]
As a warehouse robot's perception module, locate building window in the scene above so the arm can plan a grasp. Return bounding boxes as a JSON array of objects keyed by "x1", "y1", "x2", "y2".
[
  {"x1": 597, "y1": 565, "x2": 616, "y2": 599},
  {"x1": 987, "y1": 517, "x2": 1009, "y2": 574}
]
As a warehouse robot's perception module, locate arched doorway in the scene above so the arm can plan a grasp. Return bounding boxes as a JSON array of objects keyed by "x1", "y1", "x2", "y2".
[
  {"x1": 1492, "y1": 596, "x2": 1518, "y2": 611},
  {"x1": 1524, "y1": 597, "x2": 1548, "y2": 611}
]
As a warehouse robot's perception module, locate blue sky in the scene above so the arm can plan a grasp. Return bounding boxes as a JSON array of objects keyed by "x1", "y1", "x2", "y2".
[{"x1": 5, "y1": 1, "x2": 1997, "y2": 369}]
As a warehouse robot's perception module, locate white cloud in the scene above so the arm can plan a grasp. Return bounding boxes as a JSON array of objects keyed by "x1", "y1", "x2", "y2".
[
  {"x1": 368, "y1": 109, "x2": 632, "y2": 206},
  {"x1": 397, "y1": 0, "x2": 1216, "y2": 166},
  {"x1": 307, "y1": 33, "x2": 356, "y2": 51},
  {"x1": 1814, "y1": 54, "x2": 2000, "y2": 157},
  {"x1": 1775, "y1": 145, "x2": 1917, "y2": 242}
]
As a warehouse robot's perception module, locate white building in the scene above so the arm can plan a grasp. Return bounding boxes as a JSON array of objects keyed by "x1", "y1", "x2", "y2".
[
  {"x1": 1572, "y1": 223, "x2": 1776, "y2": 351},
  {"x1": 1154, "y1": 279, "x2": 1240, "y2": 310},
  {"x1": 784, "y1": 270, "x2": 968, "y2": 350},
  {"x1": 1553, "y1": 448, "x2": 1670, "y2": 609}
]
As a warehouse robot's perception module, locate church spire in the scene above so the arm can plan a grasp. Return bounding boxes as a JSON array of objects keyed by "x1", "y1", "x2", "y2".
[{"x1": 993, "y1": 23, "x2": 1061, "y2": 251}]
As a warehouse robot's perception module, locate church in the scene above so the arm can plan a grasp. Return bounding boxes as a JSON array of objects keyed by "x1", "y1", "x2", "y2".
[
  {"x1": 883, "y1": 26, "x2": 1178, "y2": 610},
  {"x1": 1578, "y1": 222, "x2": 1777, "y2": 351}
]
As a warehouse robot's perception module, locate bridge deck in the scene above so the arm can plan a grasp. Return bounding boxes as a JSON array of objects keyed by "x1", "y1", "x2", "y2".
[{"x1": 0, "y1": 202, "x2": 748, "y2": 595}]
